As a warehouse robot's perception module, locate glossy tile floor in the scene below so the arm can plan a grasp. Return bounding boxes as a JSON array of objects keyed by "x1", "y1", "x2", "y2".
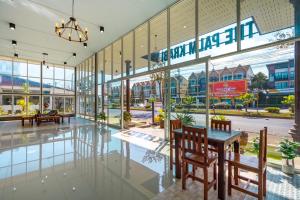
[
  {"x1": 0, "y1": 119, "x2": 174, "y2": 200},
  {"x1": 0, "y1": 119, "x2": 300, "y2": 200}
]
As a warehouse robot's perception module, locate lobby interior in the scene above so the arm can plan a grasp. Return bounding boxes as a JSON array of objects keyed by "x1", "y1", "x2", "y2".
[{"x1": 0, "y1": 0, "x2": 300, "y2": 200}]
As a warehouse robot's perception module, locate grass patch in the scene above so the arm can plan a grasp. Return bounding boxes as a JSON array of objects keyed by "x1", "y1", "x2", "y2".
[
  {"x1": 242, "y1": 144, "x2": 282, "y2": 165},
  {"x1": 173, "y1": 109, "x2": 293, "y2": 119}
]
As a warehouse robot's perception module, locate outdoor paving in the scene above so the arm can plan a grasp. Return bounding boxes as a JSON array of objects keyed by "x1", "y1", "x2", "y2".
[{"x1": 152, "y1": 167, "x2": 300, "y2": 200}]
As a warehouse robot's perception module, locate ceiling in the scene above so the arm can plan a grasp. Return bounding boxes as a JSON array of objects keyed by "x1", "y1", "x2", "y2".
[{"x1": 0, "y1": 0, "x2": 177, "y2": 66}]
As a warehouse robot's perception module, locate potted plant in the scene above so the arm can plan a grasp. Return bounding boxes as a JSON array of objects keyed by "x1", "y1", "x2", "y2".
[
  {"x1": 174, "y1": 113, "x2": 195, "y2": 126},
  {"x1": 123, "y1": 111, "x2": 132, "y2": 129},
  {"x1": 278, "y1": 138, "x2": 300, "y2": 174},
  {"x1": 98, "y1": 112, "x2": 106, "y2": 123},
  {"x1": 158, "y1": 109, "x2": 165, "y2": 128}
]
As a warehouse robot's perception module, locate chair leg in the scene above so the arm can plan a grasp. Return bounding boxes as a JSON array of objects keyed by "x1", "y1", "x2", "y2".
[
  {"x1": 263, "y1": 168, "x2": 267, "y2": 196},
  {"x1": 182, "y1": 162, "x2": 187, "y2": 190},
  {"x1": 234, "y1": 166, "x2": 239, "y2": 185},
  {"x1": 213, "y1": 162, "x2": 217, "y2": 190},
  {"x1": 258, "y1": 172, "x2": 264, "y2": 200},
  {"x1": 228, "y1": 163, "x2": 232, "y2": 196},
  {"x1": 203, "y1": 168, "x2": 208, "y2": 200}
]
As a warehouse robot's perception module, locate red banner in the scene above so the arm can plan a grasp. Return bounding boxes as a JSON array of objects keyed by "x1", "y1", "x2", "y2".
[{"x1": 209, "y1": 80, "x2": 248, "y2": 98}]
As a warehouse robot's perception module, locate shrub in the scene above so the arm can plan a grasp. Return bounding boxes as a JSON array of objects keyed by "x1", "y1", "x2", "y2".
[
  {"x1": 235, "y1": 104, "x2": 243, "y2": 110},
  {"x1": 264, "y1": 107, "x2": 280, "y2": 113},
  {"x1": 211, "y1": 115, "x2": 228, "y2": 121},
  {"x1": 214, "y1": 102, "x2": 230, "y2": 109},
  {"x1": 175, "y1": 104, "x2": 183, "y2": 109}
]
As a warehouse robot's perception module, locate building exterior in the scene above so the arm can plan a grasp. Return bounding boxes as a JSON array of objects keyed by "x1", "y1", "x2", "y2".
[
  {"x1": 187, "y1": 65, "x2": 253, "y2": 105},
  {"x1": 170, "y1": 75, "x2": 188, "y2": 102},
  {"x1": 266, "y1": 59, "x2": 294, "y2": 106}
]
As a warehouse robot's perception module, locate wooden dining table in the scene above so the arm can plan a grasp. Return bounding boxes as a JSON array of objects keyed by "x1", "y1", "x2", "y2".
[{"x1": 173, "y1": 127, "x2": 241, "y2": 200}]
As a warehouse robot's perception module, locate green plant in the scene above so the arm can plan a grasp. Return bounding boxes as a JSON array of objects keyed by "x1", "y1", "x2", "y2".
[
  {"x1": 264, "y1": 107, "x2": 280, "y2": 114},
  {"x1": 239, "y1": 93, "x2": 257, "y2": 112},
  {"x1": 98, "y1": 112, "x2": 106, "y2": 121},
  {"x1": 183, "y1": 96, "x2": 195, "y2": 106},
  {"x1": 123, "y1": 111, "x2": 132, "y2": 122},
  {"x1": 148, "y1": 97, "x2": 156, "y2": 103},
  {"x1": 282, "y1": 95, "x2": 295, "y2": 113},
  {"x1": 235, "y1": 104, "x2": 243, "y2": 110},
  {"x1": 211, "y1": 115, "x2": 228, "y2": 121},
  {"x1": 278, "y1": 138, "x2": 300, "y2": 160},
  {"x1": 158, "y1": 109, "x2": 165, "y2": 121},
  {"x1": 174, "y1": 113, "x2": 195, "y2": 126},
  {"x1": 251, "y1": 137, "x2": 260, "y2": 155}
]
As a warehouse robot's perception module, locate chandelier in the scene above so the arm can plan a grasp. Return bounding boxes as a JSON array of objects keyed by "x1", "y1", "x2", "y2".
[{"x1": 55, "y1": 0, "x2": 88, "y2": 42}]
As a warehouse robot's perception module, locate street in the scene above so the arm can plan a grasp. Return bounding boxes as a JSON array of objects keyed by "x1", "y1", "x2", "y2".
[{"x1": 128, "y1": 109, "x2": 294, "y2": 136}]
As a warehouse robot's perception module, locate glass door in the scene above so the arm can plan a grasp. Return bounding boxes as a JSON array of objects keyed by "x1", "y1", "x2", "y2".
[
  {"x1": 165, "y1": 60, "x2": 209, "y2": 140},
  {"x1": 107, "y1": 81, "x2": 122, "y2": 127}
]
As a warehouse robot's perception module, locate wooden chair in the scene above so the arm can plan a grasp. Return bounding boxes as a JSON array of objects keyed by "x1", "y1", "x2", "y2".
[
  {"x1": 226, "y1": 127, "x2": 267, "y2": 200},
  {"x1": 210, "y1": 119, "x2": 232, "y2": 152},
  {"x1": 211, "y1": 119, "x2": 231, "y2": 132},
  {"x1": 181, "y1": 126, "x2": 217, "y2": 200},
  {"x1": 169, "y1": 119, "x2": 182, "y2": 170}
]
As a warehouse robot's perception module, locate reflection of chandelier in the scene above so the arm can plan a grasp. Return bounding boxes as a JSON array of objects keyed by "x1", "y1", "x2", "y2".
[{"x1": 55, "y1": 0, "x2": 88, "y2": 42}]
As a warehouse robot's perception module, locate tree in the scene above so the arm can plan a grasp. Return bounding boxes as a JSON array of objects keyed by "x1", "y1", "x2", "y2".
[
  {"x1": 282, "y1": 95, "x2": 295, "y2": 113},
  {"x1": 250, "y1": 72, "x2": 268, "y2": 90},
  {"x1": 239, "y1": 93, "x2": 257, "y2": 112},
  {"x1": 183, "y1": 96, "x2": 195, "y2": 112}
]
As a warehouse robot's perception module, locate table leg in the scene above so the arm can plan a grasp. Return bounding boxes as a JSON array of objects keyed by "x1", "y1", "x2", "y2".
[
  {"x1": 68, "y1": 117, "x2": 70, "y2": 123},
  {"x1": 31, "y1": 118, "x2": 33, "y2": 126},
  {"x1": 233, "y1": 140, "x2": 240, "y2": 185},
  {"x1": 175, "y1": 134, "x2": 181, "y2": 179},
  {"x1": 218, "y1": 143, "x2": 226, "y2": 200},
  {"x1": 22, "y1": 118, "x2": 24, "y2": 126},
  {"x1": 62, "y1": 117, "x2": 64, "y2": 123}
]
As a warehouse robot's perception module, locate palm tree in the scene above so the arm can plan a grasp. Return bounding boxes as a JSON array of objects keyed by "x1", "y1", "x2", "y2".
[{"x1": 250, "y1": 72, "x2": 268, "y2": 90}]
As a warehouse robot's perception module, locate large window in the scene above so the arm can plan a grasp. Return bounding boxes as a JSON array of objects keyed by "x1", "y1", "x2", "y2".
[
  {"x1": 77, "y1": 55, "x2": 95, "y2": 119},
  {"x1": 0, "y1": 56, "x2": 75, "y2": 117}
]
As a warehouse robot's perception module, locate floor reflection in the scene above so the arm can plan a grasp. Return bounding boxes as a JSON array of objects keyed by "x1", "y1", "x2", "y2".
[{"x1": 0, "y1": 124, "x2": 174, "y2": 200}]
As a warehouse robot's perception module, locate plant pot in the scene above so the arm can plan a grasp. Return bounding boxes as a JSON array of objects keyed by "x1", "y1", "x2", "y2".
[
  {"x1": 160, "y1": 119, "x2": 164, "y2": 129},
  {"x1": 123, "y1": 120, "x2": 130, "y2": 129},
  {"x1": 240, "y1": 131, "x2": 249, "y2": 146},
  {"x1": 281, "y1": 158, "x2": 295, "y2": 175}
]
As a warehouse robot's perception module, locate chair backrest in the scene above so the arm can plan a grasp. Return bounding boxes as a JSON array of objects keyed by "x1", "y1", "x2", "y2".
[
  {"x1": 182, "y1": 125, "x2": 208, "y2": 163},
  {"x1": 170, "y1": 119, "x2": 182, "y2": 141},
  {"x1": 258, "y1": 127, "x2": 268, "y2": 169},
  {"x1": 211, "y1": 119, "x2": 231, "y2": 132}
]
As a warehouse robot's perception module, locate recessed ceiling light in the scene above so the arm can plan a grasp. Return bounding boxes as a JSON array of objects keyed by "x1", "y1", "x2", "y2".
[
  {"x1": 83, "y1": 43, "x2": 87, "y2": 48},
  {"x1": 183, "y1": 25, "x2": 187, "y2": 29},
  {"x1": 73, "y1": 53, "x2": 76, "y2": 57},
  {"x1": 12, "y1": 40, "x2": 17, "y2": 46},
  {"x1": 100, "y1": 26, "x2": 104, "y2": 33},
  {"x1": 140, "y1": 45, "x2": 144, "y2": 48},
  {"x1": 9, "y1": 23, "x2": 15, "y2": 30}
]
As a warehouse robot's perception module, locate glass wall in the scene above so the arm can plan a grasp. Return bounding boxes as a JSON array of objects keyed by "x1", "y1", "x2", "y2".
[
  {"x1": 150, "y1": 11, "x2": 168, "y2": 69},
  {"x1": 77, "y1": 55, "x2": 95, "y2": 119},
  {"x1": 170, "y1": 0, "x2": 196, "y2": 65},
  {"x1": 135, "y1": 23, "x2": 149, "y2": 73},
  {"x1": 77, "y1": 0, "x2": 297, "y2": 147},
  {"x1": 0, "y1": 56, "x2": 75, "y2": 117}
]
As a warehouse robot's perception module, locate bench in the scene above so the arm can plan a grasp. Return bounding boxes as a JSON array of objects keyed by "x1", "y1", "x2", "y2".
[{"x1": 36, "y1": 115, "x2": 60, "y2": 126}]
